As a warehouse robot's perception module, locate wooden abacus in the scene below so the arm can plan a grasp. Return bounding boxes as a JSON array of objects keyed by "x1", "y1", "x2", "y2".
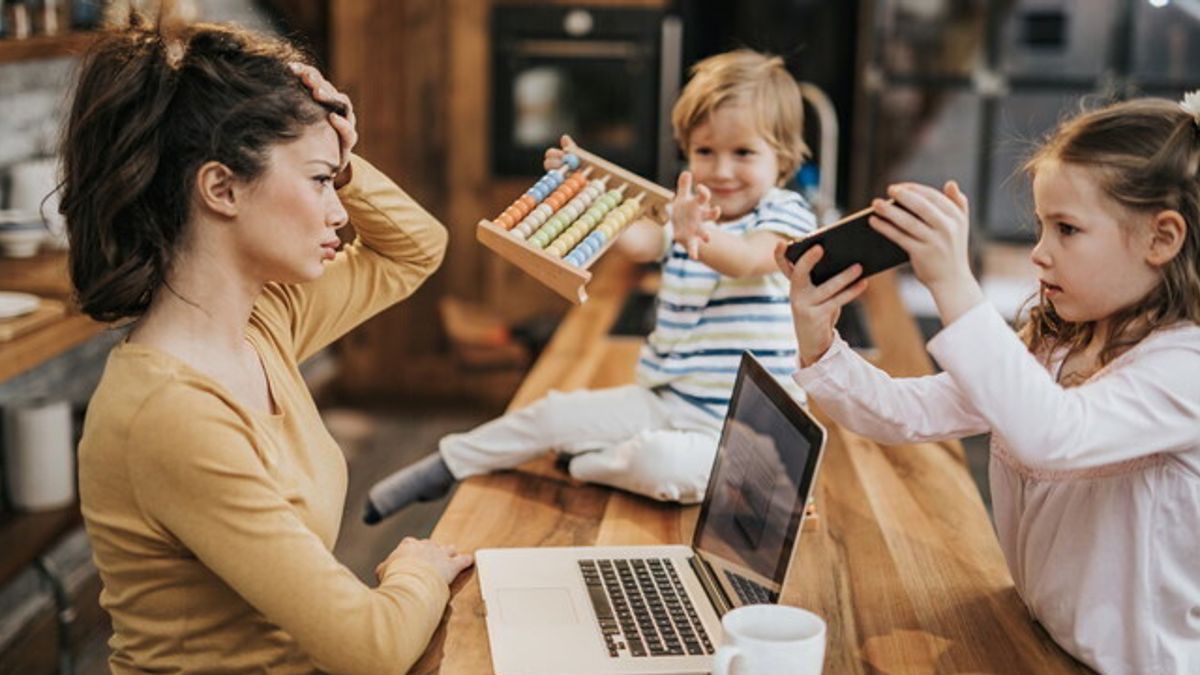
[{"x1": 476, "y1": 144, "x2": 673, "y2": 304}]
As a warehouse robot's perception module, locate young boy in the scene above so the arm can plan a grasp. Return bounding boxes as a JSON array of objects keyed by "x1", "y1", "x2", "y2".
[{"x1": 365, "y1": 50, "x2": 818, "y2": 522}]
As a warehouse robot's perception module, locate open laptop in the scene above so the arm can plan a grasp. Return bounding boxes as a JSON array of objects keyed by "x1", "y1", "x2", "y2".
[{"x1": 476, "y1": 352, "x2": 828, "y2": 675}]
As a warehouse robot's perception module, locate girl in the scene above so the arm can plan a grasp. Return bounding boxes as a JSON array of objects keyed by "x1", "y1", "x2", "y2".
[
  {"x1": 776, "y1": 96, "x2": 1200, "y2": 673},
  {"x1": 365, "y1": 50, "x2": 818, "y2": 521},
  {"x1": 67, "y1": 18, "x2": 470, "y2": 674}
]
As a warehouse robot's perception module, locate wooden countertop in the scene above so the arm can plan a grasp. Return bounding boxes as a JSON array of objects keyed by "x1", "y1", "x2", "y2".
[
  {"x1": 412, "y1": 255, "x2": 1089, "y2": 673},
  {"x1": 0, "y1": 251, "x2": 106, "y2": 383}
]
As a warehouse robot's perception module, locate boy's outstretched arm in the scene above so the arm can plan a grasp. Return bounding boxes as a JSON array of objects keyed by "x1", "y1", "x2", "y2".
[
  {"x1": 613, "y1": 219, "x2": 669, "y2": 262},
  {"x1": 671, "y1": 171, "x2": 785, "y2": 277}
]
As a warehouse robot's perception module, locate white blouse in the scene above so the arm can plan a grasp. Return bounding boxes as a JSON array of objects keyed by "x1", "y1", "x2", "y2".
[{"x1": 793, "y1": 302, "x2": 1200, "y2": 675}]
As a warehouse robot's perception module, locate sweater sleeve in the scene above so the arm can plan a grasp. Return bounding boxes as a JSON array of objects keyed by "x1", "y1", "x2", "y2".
[
  {"x1": 256, "y1": 154, "x2": 449, "y2": 363},
  {"x1": 125, "y1": 387, "x2": 450, "y2": 675},
  {"x1": 793, "y1": 333, "x2": 990, "y2": 444},
  {"x1": 927, "y1": 302, "x2": 1200, "y2": 470}
]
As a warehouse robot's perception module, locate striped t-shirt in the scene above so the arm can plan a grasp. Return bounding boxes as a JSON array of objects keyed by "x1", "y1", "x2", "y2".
[{"x1": 637, "y1": 187, "x2": 818, "y2": 420}]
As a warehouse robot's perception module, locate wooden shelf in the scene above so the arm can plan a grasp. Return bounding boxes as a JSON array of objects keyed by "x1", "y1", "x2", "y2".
[
  {"x1": 0, "y1": 504, "x2": 81, "y2": 589},
  {"x1": 0, "y1": 251, "x2": 106, "y2": 383},
  {"x1": 0, "y1": 32, "x2": 97, "y2": 64}
]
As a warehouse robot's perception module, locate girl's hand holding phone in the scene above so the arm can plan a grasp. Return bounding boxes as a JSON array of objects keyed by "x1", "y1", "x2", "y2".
[
  {"x1": 774, "y1": 242, "x2": 869, "y2": 367},
  {"x1": 869, "y1": 181, "x2": 985, "y2": 324}
]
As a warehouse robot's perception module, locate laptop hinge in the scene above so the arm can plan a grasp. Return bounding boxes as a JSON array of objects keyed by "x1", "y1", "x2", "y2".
[{"x1": 688, "y1": 553, "x2": 733, "y2": 617}]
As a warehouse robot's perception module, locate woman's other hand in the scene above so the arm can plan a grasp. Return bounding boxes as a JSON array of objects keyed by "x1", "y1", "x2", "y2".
[
  {"x1": 377, "y1": 537, "x2": 474, "y2": 586},
  {"x1": 289, "y1": 62, "x2": 358, "y2": 184},
  {"x1": 774, "y1": 241, "x2": 868, "y2": 367}
]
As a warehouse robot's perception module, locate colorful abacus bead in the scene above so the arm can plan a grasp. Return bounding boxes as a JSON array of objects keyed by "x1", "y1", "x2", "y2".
[
  {"x1": 531, "y1": 185, "x2": 625, "y2": 250},
  {"x1": 562, "y1": 153, "x2": 581, "y2": 170},
  {"x1": 548, "y1": 193, "x2": 643, "y2": 257},
  {"x1": 493, "y1": 194, "x2": 537, "y2": 230},
  {"x1": 510, "y1": 168, "x2": 592, "y2": 240},
  {"x1": 522, "y1": 177, "x2": 607, "y2": 242},
  {"x1": 565, "y1": 193, "x2": 646, "y2": 267},
  {"x1": 492, "y1": 167, "x2": 567, "y2": 230}
]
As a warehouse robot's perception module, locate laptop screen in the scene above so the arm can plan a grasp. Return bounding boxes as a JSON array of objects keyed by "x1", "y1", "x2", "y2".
[{"x1": 691, "y1": 353, "x2": 825, "y2": 588}]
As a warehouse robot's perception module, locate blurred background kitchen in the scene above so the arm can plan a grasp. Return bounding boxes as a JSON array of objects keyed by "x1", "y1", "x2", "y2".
[{"x1": 0, "y1": 0, "x2": 1197, "y2": 671}]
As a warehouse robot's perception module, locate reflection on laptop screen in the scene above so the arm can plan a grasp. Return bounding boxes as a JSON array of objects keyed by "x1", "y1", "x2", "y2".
[{"x1": 693, "y1": 359, "x2": 816, "y2": 585}]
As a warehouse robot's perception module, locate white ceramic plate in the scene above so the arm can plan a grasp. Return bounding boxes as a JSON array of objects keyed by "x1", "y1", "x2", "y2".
[{"x1": 0, "y1": 292, "x2": 41, "y2": 319}]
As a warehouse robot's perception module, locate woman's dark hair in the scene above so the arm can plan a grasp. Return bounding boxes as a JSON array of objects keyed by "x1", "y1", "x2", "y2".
[
  {"x1": 1020, "y1": 98, "x2": 1200, "y2": 366},
  {"x1": 60, "y1": 16, "x2": 343, "y2": 322}
]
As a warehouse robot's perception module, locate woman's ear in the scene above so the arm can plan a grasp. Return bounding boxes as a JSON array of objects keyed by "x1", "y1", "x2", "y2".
[
  {"x1": 194, "y1": 161, "x2": 239, "y2": 218},
  {"x1": 1146, "y1": 209, "x2": 1187, "y2": 267}
]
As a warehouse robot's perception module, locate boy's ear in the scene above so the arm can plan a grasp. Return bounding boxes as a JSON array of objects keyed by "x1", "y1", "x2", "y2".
[
  {"x1": 194, "y1": 161, "x2": 239, "y2": 218},
  {"x1": 1146, "y1": 209, "x2": 1187, "y2": 267}
]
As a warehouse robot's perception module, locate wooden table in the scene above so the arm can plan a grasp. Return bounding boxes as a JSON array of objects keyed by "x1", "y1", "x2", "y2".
[{"x1": 413, "y1": 255, "x2": 1091, "y2": 674}]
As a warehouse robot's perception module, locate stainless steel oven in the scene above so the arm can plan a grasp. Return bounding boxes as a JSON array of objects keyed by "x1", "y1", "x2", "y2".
[{"x1": 491, "y1": 5, "x2": 682, "y2": 182}]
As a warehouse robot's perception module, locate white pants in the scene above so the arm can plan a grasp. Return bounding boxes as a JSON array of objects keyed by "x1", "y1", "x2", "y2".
[{"x1": 440, "y1": 386, "x2": 723, "y2": 504}]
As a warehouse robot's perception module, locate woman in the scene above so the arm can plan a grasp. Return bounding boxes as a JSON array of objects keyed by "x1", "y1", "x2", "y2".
[{"x1": 63, "y1": 17, "x2": 471, "y2": 674}]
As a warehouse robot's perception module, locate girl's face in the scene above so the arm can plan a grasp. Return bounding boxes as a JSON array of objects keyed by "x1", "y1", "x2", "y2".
[
  {"x1": 685, "y1": 103, "x2": 780, "y2": 222},
  {"x1": 235, "y1": 122, "x2": 348, "y2": 284},
  {"x1": 1030, "y1": 160, "x2": 1161, "y2": 325}
]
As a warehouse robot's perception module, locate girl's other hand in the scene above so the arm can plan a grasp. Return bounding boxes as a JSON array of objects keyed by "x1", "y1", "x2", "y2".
[
  {"x1": 377, "y1": 536, "x2": 474, "y2": 586},
  {"x1": 543, "y1": 134, "x2": 577, "y2": 171},
  {"x1": 774, "y1": 241, "x2": 868, "y2": 367},
  {"x1": 868, "y1": 181, "x2": 972, "y2": 295},
  {"x1": 869, "y1": 181, "x2": 985, "y2": 323},
  {"x1": 672, "y1": 171, "x2": 720, "y2": 259},
  {"x1": 289, "y1": 63, "x2": 358, "y2": 180}
]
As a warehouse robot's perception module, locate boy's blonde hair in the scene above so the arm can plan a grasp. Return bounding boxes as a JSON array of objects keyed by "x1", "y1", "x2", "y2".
[
  {"x1": 671, "y1": 50, "x2": 809, "y2": 186},
  {"x1": 1021, "y1": 98, "x2": 1200, "y2": 366}
]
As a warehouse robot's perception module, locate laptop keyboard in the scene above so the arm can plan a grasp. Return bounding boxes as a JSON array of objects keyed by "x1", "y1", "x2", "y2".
[
  {"x1": 724, "y1": 569, "x2": 778, "y2": 605},
  {"x1": 578, "y1": 558, "x2": 714, "y2": 659}
]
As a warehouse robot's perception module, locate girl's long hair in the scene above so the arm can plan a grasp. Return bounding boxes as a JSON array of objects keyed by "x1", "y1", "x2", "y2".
[{"x1": 1021, "y1": 99, "x2": 1200, "y2": 365}]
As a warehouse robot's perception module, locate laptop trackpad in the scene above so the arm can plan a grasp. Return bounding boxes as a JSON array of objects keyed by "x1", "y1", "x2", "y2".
[{"x1": 496, "y1": 587, "x2": 579, "y2": 625}]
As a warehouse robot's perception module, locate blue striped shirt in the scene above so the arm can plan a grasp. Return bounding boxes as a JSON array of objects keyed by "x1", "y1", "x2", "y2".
[{"x1": 637, "y1": 188, "x2": 817, "y2": 418}]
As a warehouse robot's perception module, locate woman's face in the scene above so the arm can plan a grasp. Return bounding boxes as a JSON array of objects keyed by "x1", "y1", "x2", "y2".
[{"x1": 234, "y1": 122, "x2": 348, "y2": 284}]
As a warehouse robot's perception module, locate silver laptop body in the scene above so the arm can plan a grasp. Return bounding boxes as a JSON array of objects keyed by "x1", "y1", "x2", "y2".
[{"x1": 477, "y1": 353, "x2": 828, "y2": 675}]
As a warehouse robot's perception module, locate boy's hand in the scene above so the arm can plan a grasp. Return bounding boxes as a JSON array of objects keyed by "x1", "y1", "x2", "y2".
[
  {"x1": 774, "y1": 241, "x2": 868, "y2": 367},
  {"x1": 543, "y1": 134, "x2": 577, "y2": 171},
  {"x1": 672, "y1": 171, "x2": 720, "y2": 259}
]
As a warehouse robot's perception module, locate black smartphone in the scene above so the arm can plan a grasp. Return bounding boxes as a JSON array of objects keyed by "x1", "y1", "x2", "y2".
[{"x1": 784, "y1": 203, "x2": 909, "y2": 285}]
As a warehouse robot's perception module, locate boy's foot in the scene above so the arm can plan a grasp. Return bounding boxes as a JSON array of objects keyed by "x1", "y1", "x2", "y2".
[{"x1": 363, "y1": 453, "x2": 456, "y2": 525}]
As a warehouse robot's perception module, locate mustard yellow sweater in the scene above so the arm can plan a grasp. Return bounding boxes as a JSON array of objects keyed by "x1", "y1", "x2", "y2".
[{"x1": 78, "y1": 156, "x2": 450, "y2": 675}]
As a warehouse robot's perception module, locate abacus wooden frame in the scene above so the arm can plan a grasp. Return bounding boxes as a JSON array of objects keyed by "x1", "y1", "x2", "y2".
[{"x1": 476, "y1": 145, "x2": 673, "y2": 304}]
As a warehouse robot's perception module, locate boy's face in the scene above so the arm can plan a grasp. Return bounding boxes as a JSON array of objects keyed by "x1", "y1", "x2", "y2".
[{"x1": 685, "y1": 102, "x2": 779, "y2": 222}]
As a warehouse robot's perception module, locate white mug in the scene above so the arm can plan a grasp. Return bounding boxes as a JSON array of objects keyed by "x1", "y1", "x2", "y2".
[
  {"x1": 2, "y1": 400, "x2": 76, "y2": 511},
  {"x1": 713, "y1": 604, "x2": 826, "y2": 675}
]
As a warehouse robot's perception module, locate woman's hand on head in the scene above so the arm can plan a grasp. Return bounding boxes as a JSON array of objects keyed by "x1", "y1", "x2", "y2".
[
  {"x1": 774, "y1": 241, "x2": 868, "y2": 367},
  {"x1": 377, "y1": 536, "x2": 474, "y2": 586},
  {"x1": 869, "y1": 181, "x2": 973, "y2": 294},
  {"x1": 543, "y1": 134, "x2": 577, "y2": 171},
  {"x1": 289, "y1": 63, "x2": 358, "y2": 181}
]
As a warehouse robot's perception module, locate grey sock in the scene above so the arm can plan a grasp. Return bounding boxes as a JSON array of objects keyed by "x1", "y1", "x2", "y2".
[{"x1": 364, "y1": 453, "x2": 456, "y2": 524}]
